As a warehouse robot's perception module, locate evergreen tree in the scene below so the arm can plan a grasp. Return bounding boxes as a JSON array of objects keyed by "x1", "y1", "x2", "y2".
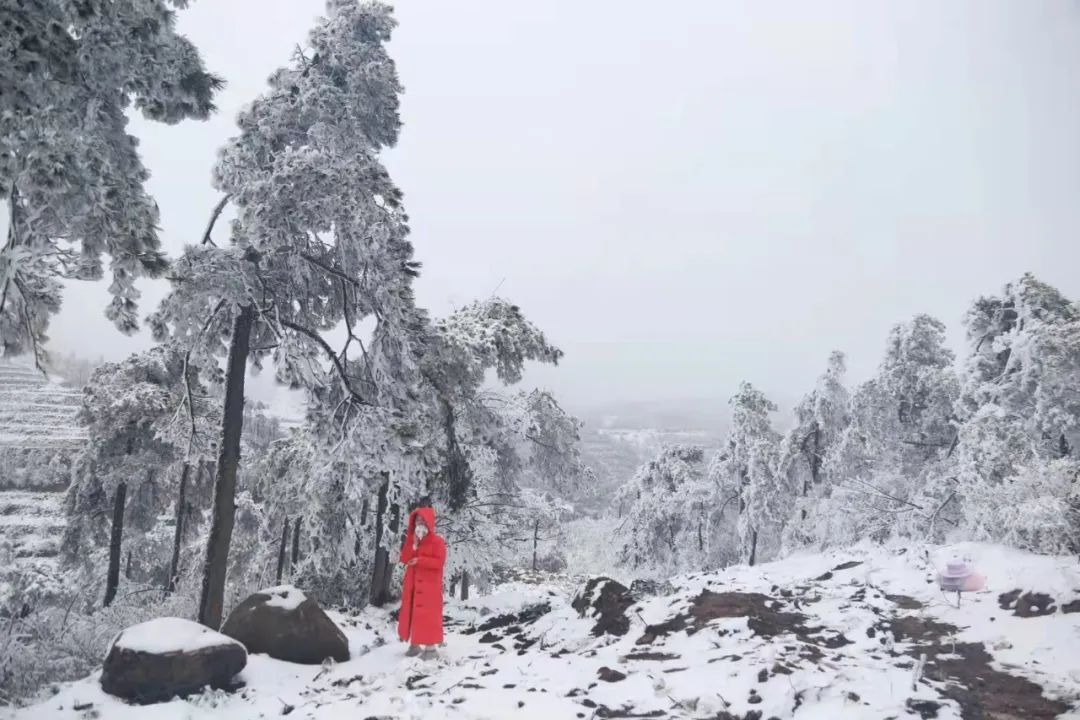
[
  {"x1": 380, "y1": 299, "x2": 564, "y2": 601},
  {"x1": 247, "y1": 298, "x2": 565, "y2": 606},
  {"x1": 960, "y1": 273, "x2": 1079, "y2": 458},
  {"x1": 1, "y1": 0, "x2": 220, "y2": 365},
  {"x1": 710, "y1": 383, "x2": 784, "y2": 565},
  {"x1": 778, "y1": 351, "x2": 850, "y2": 549},
  {"x1": 63, "y1": 346, "x2": 215, "y2": 597},
  {"x1": 823, "y1": 315, "x2": 959, "y2": 544},
  {"x1": 498, "y1": 388, "x2": 594, "y2": 500},
  {"x1": 951, "y1": 274, "x2": 1080, "y2": 552},
  {"x1": 616, "y1": 445, "x2": 714, "y2": 573},
  {"x1": 149, "y1": 0, "x2": 422, "y2": 628}
]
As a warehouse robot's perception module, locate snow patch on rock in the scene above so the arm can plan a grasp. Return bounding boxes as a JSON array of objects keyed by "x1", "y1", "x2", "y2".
[
  {"x1": 112, "y1": 618, "x2": 242, "y2": 655},
  {"x1": 256, "y1": 585, "x2": 307, "y2": 611}
]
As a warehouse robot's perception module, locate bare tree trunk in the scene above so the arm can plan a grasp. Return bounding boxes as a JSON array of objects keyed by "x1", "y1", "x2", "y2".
[
  {"x1": 166, "y1": 463, "x2": 191, "y2": 593},
  {"x1": 532, "y1": 518, "x2": 540, "y2": 571},
  {"x1": 104, "y1": 482, "x2": 127, "y2": 607},
  {"x1": 810, "y1": 425, "x2": 822, "y2": 487},
  {"x1": 748, "y1": 529, "x2": 759, "y2": 567},
  {"x1": 460, "y1": 570, "x2": 470, "y2": 601},
  {"x1": 186, "y1": 461, "x2": 204, "y2": 523},
  {"x1": 125, "y1": 550, "x2": 132, "y2": 580},
  {"x1": 275, "y1": 517, "x2": 290, "y2": 585},
  {"x1": 291, "y1": 517, "x2": 301, "y2": 569},
  {"x1": 0, "y1": 189, "x2": 20, "y2": 316},
  {"x1": 198, "y1": 303, "x2": 254, "y2": 629},
  {"x1": 369, "y1": 477, "x2": 391, "y2": 607},
  {"x1": 381, "y1": 501, "x2": 400, "y2": 600},
  {"x1": 738, "y1": 470, "x2": 748, "y2": 514}
]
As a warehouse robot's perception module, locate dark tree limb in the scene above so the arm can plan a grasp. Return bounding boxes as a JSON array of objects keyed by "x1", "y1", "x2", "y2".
[
  {"x1": 166, "y1": 463, "x2": 191, "y2": 593},
  {"x1": 279, "y1": 318, "x2": 373, "y2": 406},
  {"x1": 201, "y1": 195, "x2": 231, "y2": 246},
  {"x1": 299, "y1": 251, "x2": 360, "y2": 287}
]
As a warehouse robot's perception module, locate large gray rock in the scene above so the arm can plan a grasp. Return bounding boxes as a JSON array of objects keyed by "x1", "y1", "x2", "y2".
[
  {"x1": 221, "y1": 585, "x2": 349, "y2": 664},
  {"x1": 100, "y1": 617, "x2": 247, "y2": 704}
]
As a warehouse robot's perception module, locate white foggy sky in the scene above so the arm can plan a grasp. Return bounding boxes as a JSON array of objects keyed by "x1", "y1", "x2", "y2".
[{"x1": 44, "y1": 0, "x2": 1080, "y2": 411}]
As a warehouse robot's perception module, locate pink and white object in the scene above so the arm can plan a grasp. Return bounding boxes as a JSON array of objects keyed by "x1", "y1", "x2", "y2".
[{"x1": 939, "y1": 560, "x2": 985, "y2": 592}]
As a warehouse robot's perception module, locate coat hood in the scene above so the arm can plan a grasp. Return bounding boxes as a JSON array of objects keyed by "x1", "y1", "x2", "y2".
[{"x1": 408, "y1": 506, "x2": 437, "y2": 536}]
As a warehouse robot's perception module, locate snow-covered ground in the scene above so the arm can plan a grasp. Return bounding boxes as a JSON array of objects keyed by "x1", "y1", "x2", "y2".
[{"x1": 14, "y1": 542, "x2": 1080, "y2": 719}]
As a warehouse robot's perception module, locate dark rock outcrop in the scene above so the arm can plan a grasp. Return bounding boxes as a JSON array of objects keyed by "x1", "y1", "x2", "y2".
[
  {"x1": 597, "y1": 666, "x2": 627, "y2": 682},
  {"x1": 571, "y1": 577, "x2": 634, "y2": 637},
  {"x1": 100, "y1": 618, "x2": 246, "y2": 704},
  {"x1": 998, "y1": 589, "x2": 1057, "y2": 617},
  {"x1": 221, "y1": 586, "x2": 349, "y2": 664}
]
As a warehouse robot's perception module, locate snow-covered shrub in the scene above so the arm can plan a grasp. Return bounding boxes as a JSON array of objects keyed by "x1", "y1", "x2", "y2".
[
  {"x1": 562, "y1": 516, "x2": 621, "y2": 578},
  {"x1": 957, "y1": 458, "x2": 1079, "y2": 554},
  {"x1": 0, "y1": 448, "x2": 78, "y2": 490},
  {"x1": 0, "y1": 567, "x2": 198, "y2": 706}
]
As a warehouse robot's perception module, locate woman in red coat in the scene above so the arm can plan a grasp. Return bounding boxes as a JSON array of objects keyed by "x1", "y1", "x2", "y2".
[{"x1": 397, "y1": 505, "x2": 447, "y2": 659}]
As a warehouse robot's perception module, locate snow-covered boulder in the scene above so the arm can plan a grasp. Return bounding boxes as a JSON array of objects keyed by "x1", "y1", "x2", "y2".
[
  {"x1": 100, "y1": 617, "x2": 246, "y2": 704},
  {"x1": 221, "y1": 585, "x2": 349, "y2": 665},
  {"x1": 571, "y1": 577, "x2": 634, "y2": 637}
]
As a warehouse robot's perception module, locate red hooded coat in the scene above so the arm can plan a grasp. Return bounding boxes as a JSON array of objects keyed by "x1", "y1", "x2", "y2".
[{"x1": 397, "y1": 506, "x2": 447, "y2": 645}]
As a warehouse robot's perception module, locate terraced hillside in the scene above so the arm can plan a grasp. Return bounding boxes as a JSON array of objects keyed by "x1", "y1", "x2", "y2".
[{"x1": 0, "y1": 359, "x2": 86, "y2": 572}]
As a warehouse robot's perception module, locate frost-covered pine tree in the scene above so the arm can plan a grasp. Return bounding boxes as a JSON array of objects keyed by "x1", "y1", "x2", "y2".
[
  {"x1": 149, "y1": 0, "x2": 424, "y2": 629},
  {"x1": 778, "y1": 351, "x2": 850, "y2": 550},
  {"x1": 516, "y1": 487, "x2": 574, "y2": 572},
  {"x1": 425, "y1": 386, "x2": 588, "y2": 583},
  {"x1": 0, "y1": 0, "x2": 220, "y2": 365},
  {"x1": 394, "y1": 299, "x2": 564, "y2": 599},
  {"x1": 497, "y1": 388, "x2": 593, "y2": 500},
  {"x1": 246, "y1": 298, "x2": 565, "y2": 606},
  {"x1": 616, "y1": 445, "x2": 714, "y2": 574},
  {"x1": 709, "y1": 383, "x2": 785, "y2": 565},
  {"x1": 63, "y1": 346, "x2": 215, "y2": 604},
  {"x1": 822, "y1": 314, "x2": 959, "y2": 544},
  {"x1": 950, "y1": 274, "x2": 1080, "y2": 553},
  {"x1": 960, "y1": 273, "x2": 1079, "y2": 456}
]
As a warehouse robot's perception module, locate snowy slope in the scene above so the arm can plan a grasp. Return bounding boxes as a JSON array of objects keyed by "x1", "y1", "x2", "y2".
[
  {"x1": 14, "y1": 542, "x2": 1080, "y2": 719},
  {"x1": 0, "y1": 359, "x2": 86, "y2": 453},
  {"x1": 0, "y1": 359, "x2": 84, "y2": 583},
  {"x1": 0, "y1": 490, "x2": 66, "y2": 559}
]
